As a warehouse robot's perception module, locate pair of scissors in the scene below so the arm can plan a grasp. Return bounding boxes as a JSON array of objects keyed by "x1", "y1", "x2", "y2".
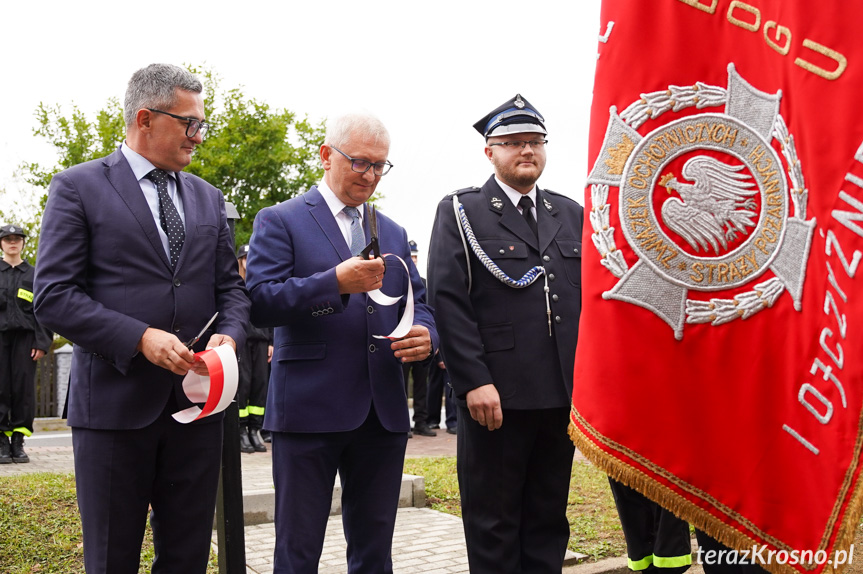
[
  {"x1": 360, "y1": 204, "x2": 381, "y2": 260},
  {"x1": 185, "y1": 312, "x2": 219, "y2": 350}
]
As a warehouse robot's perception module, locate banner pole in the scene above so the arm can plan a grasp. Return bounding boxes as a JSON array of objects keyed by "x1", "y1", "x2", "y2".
[
  {"x1": 217, "y1": 401, "x2": 246, "y2": 573},
  {"x1": 217, "y1": 201, "x2": 246, "y2": 573}
]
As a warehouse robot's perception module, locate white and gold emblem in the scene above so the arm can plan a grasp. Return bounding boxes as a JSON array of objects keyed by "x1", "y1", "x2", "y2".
[{"x1": 586, "y1": 64, "x2": 815, "y2": 339}]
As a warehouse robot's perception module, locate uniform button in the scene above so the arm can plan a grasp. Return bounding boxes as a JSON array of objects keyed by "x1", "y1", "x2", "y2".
[
  {"x1": 369, "y1": 344, "x2": 377, "y2": 353},
  {"x1": 367, "y1": 306, "x2": 374, "y2": 314},
  {"x1": 499, "y1": 249, "x2": 505, "y2": 254},
  {"x1": 543, "y1": 255, "x2": 550, "y2": 262},
  {"x1": 173, "y1": 279, "x2": 181, "y2": 287},
  {"x1": 574, "y1": 248, "x2": 579, "y2": 254},
  {"x1": 549, "y1": 273, "x2": 556, "y2": 281},
  {"x1": 552, "y1": 294, "x2": 559, "y2": 302},
  {"x1": 555, "y1": 316, "x2": 561, "y2": 323}
]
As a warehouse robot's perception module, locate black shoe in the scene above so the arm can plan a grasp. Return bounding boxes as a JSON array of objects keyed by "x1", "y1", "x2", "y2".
[
  {"x1": 428, "y1": 423, "x2": 441, "y2": 429},
  {"x1": 446, "y1": 427, "x2": 457, "y2": 435},
  {"x1": 0, "y1": 434, "x2": 11, "y2": 464},
  {"x1": 11, "y1": 432, "x2": 29, "y2": 463},
  {"x1": 408, "y1": 430, "x2": 413, "y2": 439},
  {"x1": 413, "y1": 425, "x2": 437, "y2": 437},
  {"x1": 260, "y1": 430, "x2": 272, "y2": 443},
  {"x1": 239, "y1": 427, "x2": 255, "y2": 454},
  {"x1": 248, "y1": 429, "x2": 267, "y2": 452}
]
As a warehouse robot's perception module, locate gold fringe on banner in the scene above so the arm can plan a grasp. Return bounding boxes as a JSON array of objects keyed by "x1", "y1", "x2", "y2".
[{"x1": 568, "y1": 410, "x2": 858, "y2": 574}]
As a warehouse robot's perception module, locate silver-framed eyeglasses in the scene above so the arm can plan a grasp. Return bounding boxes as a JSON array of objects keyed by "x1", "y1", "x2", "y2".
[
  {"x1": 330, "y1": 145, "x2": 393, "y2": 176},
  {"x1": 147, "y1": 108, "x2": 210, "y2": 139},
  {"x1": 488, "y1": 139, "x2": 548, "y2": 150}
]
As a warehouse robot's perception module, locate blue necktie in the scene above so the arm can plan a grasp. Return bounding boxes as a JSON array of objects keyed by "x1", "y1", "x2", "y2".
[
  {"x1": 343, "y1": 206, "x2": 365, "y2": 256},
  {"x1": 146, "y1": 168, "x2": 185, "y2": 267}
]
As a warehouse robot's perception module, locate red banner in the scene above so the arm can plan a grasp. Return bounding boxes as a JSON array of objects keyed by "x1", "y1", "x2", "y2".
[{"x1": 570, "y1": 2, "x2": 863, "y2": 573}]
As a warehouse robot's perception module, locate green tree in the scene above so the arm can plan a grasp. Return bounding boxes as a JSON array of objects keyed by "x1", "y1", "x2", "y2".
[
  {"x1": 20, "y1": 66, "x2": 325, "y2": 249},
  {"x1": 185, "y1": 68, "x2": 325, "y2": 246},
  {"x1": 21, "y1": 98, "x2": 125, "y2": 195}
]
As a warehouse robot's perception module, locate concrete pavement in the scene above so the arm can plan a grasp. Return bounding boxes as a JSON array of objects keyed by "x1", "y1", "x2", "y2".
[{"x1": 2, "y1": 419, "x2": 625, "y2": 573}]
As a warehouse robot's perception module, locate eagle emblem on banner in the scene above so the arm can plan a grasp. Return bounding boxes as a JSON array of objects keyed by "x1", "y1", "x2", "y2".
[{"x1": 585, "y1": 63, "x2": 816, "y2": 339}]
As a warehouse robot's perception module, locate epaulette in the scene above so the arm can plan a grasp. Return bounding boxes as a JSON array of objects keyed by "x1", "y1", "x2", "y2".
[
  {"x1": 542, "y1": 188, "x2": 576, "y2": 200},
  {"x1": 447, "y1": 186, "x2": 481, "y2": 197}
]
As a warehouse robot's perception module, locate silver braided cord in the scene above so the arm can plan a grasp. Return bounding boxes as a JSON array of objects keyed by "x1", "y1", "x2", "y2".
[
  {"x1": 452, "y1": 194, "x2": 553, "y2": 335},
  {"x1": 453, "y1": 195, "x2": 545, "y2": 288}
]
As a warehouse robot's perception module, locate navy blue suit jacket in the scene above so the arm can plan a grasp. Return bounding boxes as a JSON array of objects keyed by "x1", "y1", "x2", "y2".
[
  {"x1": 245, "y1": 186, "x2": 438, "y2": 434},
  {"x1": 34, "y1": 148, "x2": 250, "y2": 430}
]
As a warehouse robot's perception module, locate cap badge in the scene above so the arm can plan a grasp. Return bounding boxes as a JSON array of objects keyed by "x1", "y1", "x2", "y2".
[
  {"x1": 514, "y1": 96, "x2": 525, "y2": 109},
  {"x1": 490, "y1": 197, "x2": 504, "y2": 210}
]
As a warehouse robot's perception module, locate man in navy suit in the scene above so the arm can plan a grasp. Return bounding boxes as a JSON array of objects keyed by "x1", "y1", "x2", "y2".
[
  {"x1": 245, "y1": 112, "x2": 437, "y2": 573},
  {"x1": 34, "y1": 63, "x2": 250, "y2": 574}
]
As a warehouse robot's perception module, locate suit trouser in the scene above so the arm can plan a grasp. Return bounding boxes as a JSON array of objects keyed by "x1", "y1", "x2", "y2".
[
  {"x1": 458, "y1": 406, "x2": 575, "y2": 574},
  {"x1": 608, "y1": 478, "x2": 692, "y2": 573},
  {"x1": 0, "y1": 329, "x2": 36, "y2": 435},
  {"x1": 72, "y1": 395, "x2": 222, "y2": 574},
  {"x1": 271, "y1": 406, "x2": 408, "y2": 574},
  {"x1": 402, "y1": 361, "x2": 429, "y2": 426}
]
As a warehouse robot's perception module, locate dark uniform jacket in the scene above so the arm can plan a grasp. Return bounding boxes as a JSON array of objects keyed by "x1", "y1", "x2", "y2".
[
  {"x1": 0, "y1": 260, "x2": 52, "y2": 351},
  {"x1": 427, "y1": 175, "x2": 583, "y2": 410}
]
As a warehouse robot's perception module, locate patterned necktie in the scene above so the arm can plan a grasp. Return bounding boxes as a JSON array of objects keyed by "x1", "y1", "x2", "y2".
[
  {"x1": 342, "y1": 206, "x2": 366, "y2": 256},
  {"x1": 146, "y1": 168, "x2": 185, "y2": 268},
  {"x1": 518, "y1": 195, "x2": 538, "y2": 238}
]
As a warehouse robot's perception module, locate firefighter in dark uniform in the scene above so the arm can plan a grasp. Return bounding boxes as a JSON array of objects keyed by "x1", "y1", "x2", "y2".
[
  {"x1": 427, "y1": 94, "x2": 583, "y2": 573},
  {"x1": 609, "y1": 478, "x2": 693, "y2": 574},
  {"x1": 402, "y1": 239, "x2": 435, "y2": 438},
  {"x1": 236, "y1": 243, "x2": 273, "y2": 453},
  {"x1": 0, "y1": 224, "x2": 52, "y2": 463}
]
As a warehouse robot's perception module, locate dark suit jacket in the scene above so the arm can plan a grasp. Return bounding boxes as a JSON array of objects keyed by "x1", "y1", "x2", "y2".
[
  {"x1": 427, "y1": 175, "x2": 584, "y2": 410},
  {"x1": 34, "y1": 148, "x2": 250, "y2": 430},
  {"x1": 245, "y1": 186, "x2": 438, "y2": 434}
]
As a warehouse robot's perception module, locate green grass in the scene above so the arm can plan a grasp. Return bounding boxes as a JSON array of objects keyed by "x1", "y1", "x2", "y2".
[
  {"x1": 0, "y1": 473, "x2": 218, "y2": 574},
  {"x1": 3, "y1": 459, "x2": 627, "y2": 570},
  {"x1": 403, "y1": 456, "x2": 627, "y2": 560}
]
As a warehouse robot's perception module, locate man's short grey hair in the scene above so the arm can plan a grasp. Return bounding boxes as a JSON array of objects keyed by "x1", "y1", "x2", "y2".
[
  {"x1": 324, "y1": 113, "x2": 390, "y2": 149},
  {"x1": 124, "y1": 64, "x2": 203, "y2": 127}
]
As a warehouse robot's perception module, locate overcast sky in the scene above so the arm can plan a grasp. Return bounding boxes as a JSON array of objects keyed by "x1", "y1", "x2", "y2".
[{"x1": 0, "y1": 0, "x2": 601, "y2": 268}]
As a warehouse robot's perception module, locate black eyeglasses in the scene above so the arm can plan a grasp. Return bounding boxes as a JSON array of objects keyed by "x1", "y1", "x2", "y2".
[
  {"x1": 330, "y1": 146, "x2": 393, "y2": 176},
  {"x1": 147, "y1": 108, "x2": 210, "y2": 139},
  {"x1": 488, "y1": 139, "x2": 549, "y2": 150}
]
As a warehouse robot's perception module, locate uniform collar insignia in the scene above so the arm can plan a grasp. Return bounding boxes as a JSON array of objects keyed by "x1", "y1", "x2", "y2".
[
  {"x1": 543, "y1": 198, "x2": 553, "y2": 211},
  {"x1": 490, "y1": 196, "x2": 504, "y2": 210}
]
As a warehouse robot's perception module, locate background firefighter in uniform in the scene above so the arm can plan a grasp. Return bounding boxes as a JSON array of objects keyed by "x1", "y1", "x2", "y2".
[
  {"x1": 609, "y1": 478, "x2": 692, "y2": 574},
  {"x1": 236, "y1": 243, "x2": 273, "y2": 453},
  {"x1": 0, "y1": 224, "x2": 52, "y2": 464}
]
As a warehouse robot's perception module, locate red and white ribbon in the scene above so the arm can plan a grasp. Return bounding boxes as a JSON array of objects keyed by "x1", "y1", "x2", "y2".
[
  {"x1": 367, "y1": 253, "x2": 415, "y2": 340},
  {"x1": 172, "y1": 344, "x2": 239, "y2": 424}
]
